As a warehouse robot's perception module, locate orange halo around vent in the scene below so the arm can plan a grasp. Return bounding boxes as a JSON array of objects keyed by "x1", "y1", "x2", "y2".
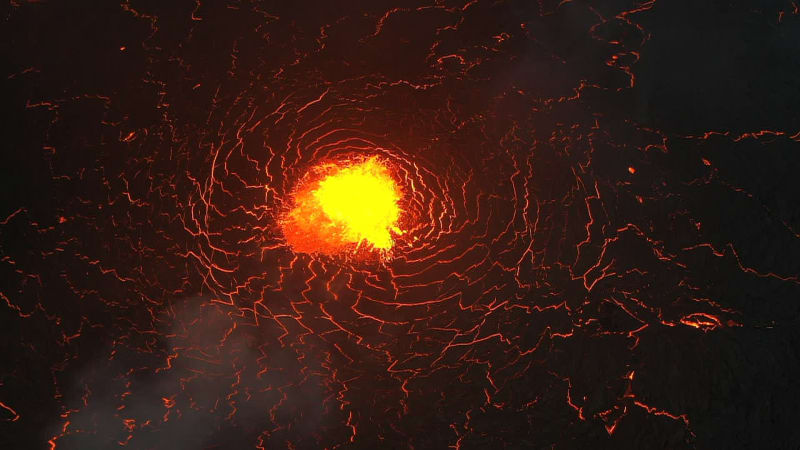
[{"x1": 282, "y1": 156, "x2": 404, "y2": 255}]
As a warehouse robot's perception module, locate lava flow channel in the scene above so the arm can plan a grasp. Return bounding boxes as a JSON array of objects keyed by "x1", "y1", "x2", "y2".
[{"x1": 282, "y1": 156, "x2": 404, "y2": 255}]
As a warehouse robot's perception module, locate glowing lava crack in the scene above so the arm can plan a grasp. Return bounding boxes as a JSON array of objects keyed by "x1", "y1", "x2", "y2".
[{"x1": 282, "y1": 156, "x2": 404, "y2": 255}]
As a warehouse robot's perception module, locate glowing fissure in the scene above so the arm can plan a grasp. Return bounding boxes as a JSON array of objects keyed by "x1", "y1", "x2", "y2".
[{"x1": 283, "y1": 156, "x2": 403, "y2": 255}]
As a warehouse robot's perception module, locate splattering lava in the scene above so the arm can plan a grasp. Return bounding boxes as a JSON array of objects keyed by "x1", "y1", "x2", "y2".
[
  {"x1": 282, "y1": 156, "x2": 404, "y2": 255},
  {"x1": 2, "y1": 1, "x2": 800, "y2": 449}
]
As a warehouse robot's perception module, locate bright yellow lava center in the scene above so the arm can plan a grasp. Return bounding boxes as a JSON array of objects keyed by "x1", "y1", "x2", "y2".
[
  {"x1": 283, "y1": 157, "x2": 403, "y2": 254},
  {"x1": 313, "y1": 158, "x2": 402, "y2": 249}
]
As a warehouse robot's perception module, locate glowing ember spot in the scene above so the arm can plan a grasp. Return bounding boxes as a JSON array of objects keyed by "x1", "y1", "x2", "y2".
[
  {"x1": 282, "y1": 156, "x2": 403, "y2": 255},
  {"x1": 680, "y1": 313, "x2": 722, "y2": 332}
]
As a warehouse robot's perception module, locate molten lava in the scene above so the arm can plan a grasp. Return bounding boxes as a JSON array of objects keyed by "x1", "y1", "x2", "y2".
[{"x1": 282, "y1": 156, "x2": 403, "y2": 255}]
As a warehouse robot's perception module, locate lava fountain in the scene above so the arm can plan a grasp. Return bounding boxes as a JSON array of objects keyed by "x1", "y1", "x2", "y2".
[{"x1": 282, "y1": 156, "x2": 404, "y2": 255}]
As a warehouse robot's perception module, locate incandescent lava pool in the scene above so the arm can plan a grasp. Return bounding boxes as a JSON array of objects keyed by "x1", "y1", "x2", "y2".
[
  {"x1": 282, "y1": 156, "x2": 405, "y2": 256},
  {"x1": 2, "y1": 1, "x2": 800, "y2": 449}
]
